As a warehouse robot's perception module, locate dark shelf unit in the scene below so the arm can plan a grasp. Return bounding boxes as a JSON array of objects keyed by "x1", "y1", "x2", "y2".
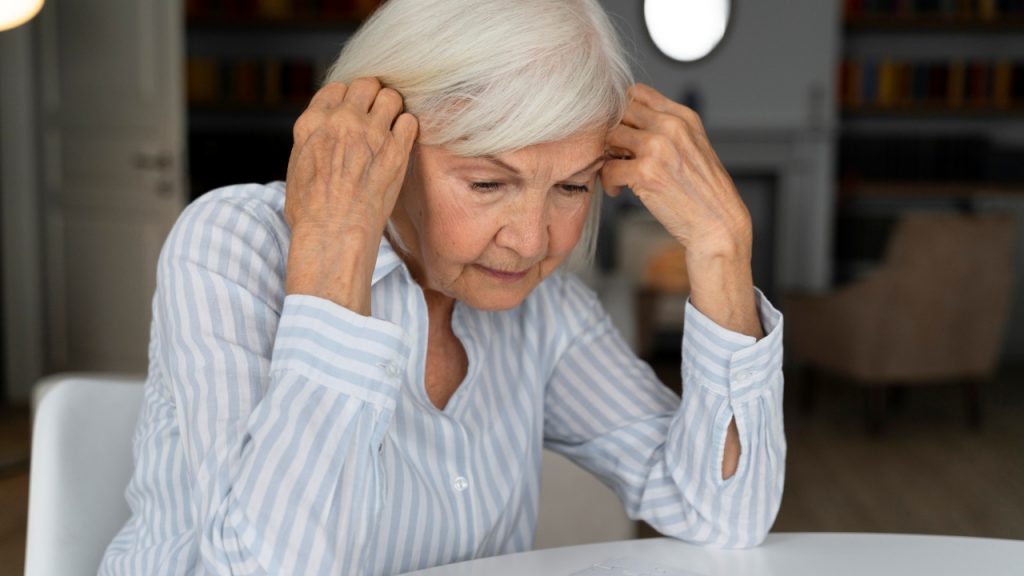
[
  {"x1": 834, "y1": 5, "x2": 1024, "y2": 284},
  {"x1": 841, "y1": 104, "x2": 1024, "y2": 117},
  {"x1": 185, "y1": 9, "x2": 367, "y2": 201},
  {"x1": 844, "y1": 14, "x2": 1024, "y2": 32}
]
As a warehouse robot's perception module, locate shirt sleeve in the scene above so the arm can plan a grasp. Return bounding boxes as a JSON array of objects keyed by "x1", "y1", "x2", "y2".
[
  {"x1": 542, "y1": 279, "x2": 785, "y2": 549},
  {"x1": 154, "y1": 195, "x2": 410, "y2": 574}
]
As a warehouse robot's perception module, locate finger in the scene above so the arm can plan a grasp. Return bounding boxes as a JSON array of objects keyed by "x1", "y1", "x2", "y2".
[
  {"x1": 630, "y1": 83, "x2": 686, "y2": 116},
  {"x1": 377, "y1": 113, "x2": 418, "y2": 187},
  {"x1": 307, "y1": 82, "x2": 348, "y2": 111},
  {"x1": 599, "y1": 158, "x2": 635, "y2": 198},
  {"x1": 369, "y1": 88, "x2": 406, "y2": 132},
  {"x1": 375, "y1": 113, "x2": 419, "y2": 206},
  {"x1": 605, "y1": 123, "x2": 648, "y2": 158},
  {"x1": 621, "y1": 97, "x2": 663, "y2": 130},
  {"x1": 344, "y1": 76, "x2": 383, "y2": 113},
  {"x1": 391, "y1": 112, "x2": 419, "y2": 157}
]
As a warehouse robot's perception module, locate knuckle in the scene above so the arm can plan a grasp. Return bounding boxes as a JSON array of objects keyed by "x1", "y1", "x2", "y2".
[
  {"x1": 352, "y1": 76, "x2": 381, "y2": 90},
  {"x1": 377, "y1": 88, "x2": 403, "y2": 108},
  {"x1": 321, "y1": 81, "x2": 348, "y2": 96},
  {"x1": 646, "y1": 133, "x2": 674, "y2": 156},
  {"x1": 328, "y1": 109, "x2": 361, "y2": 135},
  {"x1": 636, "y1": 158, "x2": 660, "y2": 182},
  {"x1": 309, "y1": 82, "x2": 347, "y2": 107},
  {"x1": 679, "y1": 106, "x2": 703, "y2": 127},
  {"x1": 667, "y1": 116, "x2": 689, "y2": 137},
  {"x1": 292, "y1": 111, "x2": 319, "y2": 140}
]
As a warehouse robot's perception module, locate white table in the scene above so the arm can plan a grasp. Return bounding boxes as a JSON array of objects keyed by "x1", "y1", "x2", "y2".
[{"x1": 403, "y1": 533, "x2": 1024, "y2": 575}]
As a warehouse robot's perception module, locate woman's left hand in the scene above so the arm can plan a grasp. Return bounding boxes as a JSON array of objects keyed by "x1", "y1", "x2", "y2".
[
  {"x1": 603, "y1": 83, "x2": 763, "y2": 346},
  {"x1": 601, "y1": 83, "x2": 752, "y2": 264}
]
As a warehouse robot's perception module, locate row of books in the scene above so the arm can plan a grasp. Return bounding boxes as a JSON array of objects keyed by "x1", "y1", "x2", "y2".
[
  {"x1": 186, "y1": 0, "x2": 378, "y2": 20},
  {"x1": 839, "y1": 135, "x2": 1024, "y2": 182},
  {"x1": 844, "y1": 0, "x2": 1024, "y2": 18},
  {"x1": 187, "y1": 57, "x2": 332, "y2": 107},
  {"x1": 839, "y1": 58, "x2": 1024, "y2": 109}
]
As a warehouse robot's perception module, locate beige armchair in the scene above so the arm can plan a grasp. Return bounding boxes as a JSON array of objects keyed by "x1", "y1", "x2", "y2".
[{"x1": 785, "y1": 212, "x2": 1016, "y2": 432}]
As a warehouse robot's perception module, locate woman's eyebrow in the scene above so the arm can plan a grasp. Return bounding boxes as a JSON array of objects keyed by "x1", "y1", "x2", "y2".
[
  {"x1": 478, "y1": 155, "x2": 606, "y2": 177},
  {"x1": 479, "y1": 156, "x2": 521, "y2": 174},
  {"x1": 570, "y1": 155, "x2": 607, "y2": 177}
]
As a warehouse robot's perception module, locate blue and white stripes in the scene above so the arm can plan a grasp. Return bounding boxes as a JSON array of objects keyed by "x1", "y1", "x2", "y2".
[{"x1": 100, "y1": 181, "x2": 786, "y2": 575}]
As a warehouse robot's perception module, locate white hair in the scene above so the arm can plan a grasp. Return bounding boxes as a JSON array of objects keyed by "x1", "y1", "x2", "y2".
[{"x1": 324, "y1": 0, "x2": 634, "y2": 269}]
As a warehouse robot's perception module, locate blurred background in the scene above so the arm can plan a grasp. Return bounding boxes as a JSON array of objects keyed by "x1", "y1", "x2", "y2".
[{"x1": 2, "y1": 0, "x2": 1023, "y2": 573}]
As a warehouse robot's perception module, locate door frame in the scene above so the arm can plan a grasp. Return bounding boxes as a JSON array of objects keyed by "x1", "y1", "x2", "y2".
[{"x1": 0, "y1": 19, "x2": 46, "y2": 403}]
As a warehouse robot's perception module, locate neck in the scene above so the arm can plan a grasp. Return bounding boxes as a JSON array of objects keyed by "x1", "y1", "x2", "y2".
[{"x1": 423, "y1": 288, "x2": 456, "y2": 325}]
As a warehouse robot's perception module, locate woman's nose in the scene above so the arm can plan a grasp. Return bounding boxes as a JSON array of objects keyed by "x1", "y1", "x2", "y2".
[{"x1": 495, "y1": 199, "x2": 548, "y2": 260}]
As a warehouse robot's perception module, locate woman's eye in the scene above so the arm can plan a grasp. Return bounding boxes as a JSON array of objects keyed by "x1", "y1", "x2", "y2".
[
  {"x1": 560, "y1": 184, "x2": 590, "y2": 196},
  {"x1": 470, "y1": 182, "x2": 504, "y2": 192}
]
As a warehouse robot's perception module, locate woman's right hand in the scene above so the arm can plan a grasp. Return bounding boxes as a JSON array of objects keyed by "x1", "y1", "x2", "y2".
[{"x1": 284, "y1": 77, "x2": 418, "y2": 315}]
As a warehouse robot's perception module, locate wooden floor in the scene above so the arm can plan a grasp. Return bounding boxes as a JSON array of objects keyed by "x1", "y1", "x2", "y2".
[
  {"x1": 642, "y1": 361, "x2": 1024, "y2": 541},
  {"x1": 0, "y1": 367, "x2": 1021, "y2": 575},
  {"x1": 0, "y1": 406, "x2": 29, "y2": 576},
  {"x1": 772, "y1": 365, "x2": 1024, "y2": 538}
]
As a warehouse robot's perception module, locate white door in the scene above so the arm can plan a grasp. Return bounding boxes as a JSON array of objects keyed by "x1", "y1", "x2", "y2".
[{"x1": 39, "y1": 0, "x2": 185, "y2": 372}]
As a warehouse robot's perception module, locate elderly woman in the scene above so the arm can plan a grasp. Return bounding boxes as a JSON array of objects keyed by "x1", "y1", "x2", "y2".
[{"x1": 101, "y1": 0, "x2": 785, "y2": 574}]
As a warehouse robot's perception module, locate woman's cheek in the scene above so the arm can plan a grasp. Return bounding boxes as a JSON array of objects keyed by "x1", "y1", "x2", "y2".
[
  {"x1": 559, "y1": 194, "x2": 590, "y2": 229},
  {"x1": 549, "y1": 196, "x2": 590, "y2": 254},
  {"x1": 433, "y1": 191, "x2": 496, "y2": 254}
]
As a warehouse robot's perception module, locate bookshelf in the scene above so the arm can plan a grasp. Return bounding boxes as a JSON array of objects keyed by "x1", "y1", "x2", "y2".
[
  {"x1": 184, "y1": 0, "x2": 375, "y2": 200},
  {"x1": 845, "y1": 13, "x2": 1024, "y2": 31},
  {"x1": 834, "y1": 0, "x2": 1024, "y2": 282}
]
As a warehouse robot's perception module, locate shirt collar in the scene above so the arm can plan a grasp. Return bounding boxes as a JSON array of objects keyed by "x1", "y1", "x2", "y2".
[{"x1": 372, "y1": 234, "x2": 406, "y2": 286}]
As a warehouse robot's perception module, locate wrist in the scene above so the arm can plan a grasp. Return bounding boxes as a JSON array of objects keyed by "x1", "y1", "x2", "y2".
[
  {"x1": 686, "y1": 253, "x2": 752, "y2": 296},
  {"x1": 286, "y1": 228, "x2": 380, "y2": 315},
  {"x1": 680, "y1": 215, "x2": 752, "y2": 263},
  {"x1": 686, "y1": 236, "x2": 751, "y2": 271},
  {"x1": 685, "y1": 254, "x2": 762, "y2": 339}
]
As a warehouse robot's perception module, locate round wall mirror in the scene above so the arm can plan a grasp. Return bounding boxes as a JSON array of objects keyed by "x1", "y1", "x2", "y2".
[
  {"x1": 0, "y1": 0, "x2": 45, "y2": 32},
  {"x1": 644, "y1": 0, "x2": 731, "y2": 62}
]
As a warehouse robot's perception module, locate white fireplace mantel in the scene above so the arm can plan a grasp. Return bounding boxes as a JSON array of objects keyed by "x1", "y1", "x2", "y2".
[{"x1": 710, "y1": 127, "x2": 836, "y2": 293}]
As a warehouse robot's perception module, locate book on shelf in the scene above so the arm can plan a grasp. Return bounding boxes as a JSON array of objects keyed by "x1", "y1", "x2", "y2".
[
  {"x1": 187, "y1": 56, "x2": 332, "y2": 108},
  {"x1": 186, "y1": 58, "x2": 220, "y2": 105},
  {"x1": 840, "y1": 57, "x2": 1024, "y2": 110}
]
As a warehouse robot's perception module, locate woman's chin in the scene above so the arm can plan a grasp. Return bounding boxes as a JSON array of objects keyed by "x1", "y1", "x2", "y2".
[{"x1": 457, "y1": 284, "x2": 535, "y2": 311}]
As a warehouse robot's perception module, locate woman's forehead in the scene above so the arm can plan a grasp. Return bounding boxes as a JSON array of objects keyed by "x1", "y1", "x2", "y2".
[
  {"x1": 429, "y1": 130, "x2": 607, "y2": 167},
  {"x1": 433, "y1": 148, "x2": 605, "y2": 182}
]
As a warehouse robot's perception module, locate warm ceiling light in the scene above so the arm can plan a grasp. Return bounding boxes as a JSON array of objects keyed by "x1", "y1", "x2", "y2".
[
  {"x1": 0, "y1": 0, "x2": 45, "y2": 33},
  {"x1": 644, "y1": 0, "x2": 730, "y2": 62}
]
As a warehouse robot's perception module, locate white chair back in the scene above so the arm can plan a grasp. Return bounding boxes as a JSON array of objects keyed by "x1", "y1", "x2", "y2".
[{"x1": 25, "y1": 374, "x2": 145, "y2": 576}]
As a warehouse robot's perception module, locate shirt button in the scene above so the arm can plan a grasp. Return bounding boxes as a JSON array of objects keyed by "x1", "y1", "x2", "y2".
[
  {"x1": 452, "y1": 476, "x2": 469, "y2": 492},
  {"x1": 383, "y1": 362, "x2": 401, "y2": 379}
]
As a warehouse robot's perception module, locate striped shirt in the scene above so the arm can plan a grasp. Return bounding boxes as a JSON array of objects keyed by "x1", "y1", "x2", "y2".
[{"x1": 99, "y1": 181, "x2": 786, "y2": 575}]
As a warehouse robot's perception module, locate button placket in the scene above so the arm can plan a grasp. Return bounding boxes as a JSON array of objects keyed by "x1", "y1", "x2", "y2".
[{"x1": 378, "y1": 361, "x2": 403, "y2": 381}]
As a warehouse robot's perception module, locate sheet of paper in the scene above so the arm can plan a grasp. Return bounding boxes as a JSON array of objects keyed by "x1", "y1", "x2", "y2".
[{"x1": 569, "y1": 555, "x2": 706, "y2": 576}]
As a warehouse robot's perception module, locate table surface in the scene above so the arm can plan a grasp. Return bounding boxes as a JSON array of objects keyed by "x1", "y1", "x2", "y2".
[{"x1": 403, "y1": 533, "x2": 1024, "y2": 576}]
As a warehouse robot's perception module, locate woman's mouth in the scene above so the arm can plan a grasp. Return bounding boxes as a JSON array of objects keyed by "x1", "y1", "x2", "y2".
[{"x1": 474, "y1": 264, "x2": 530, "y2": 282}]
